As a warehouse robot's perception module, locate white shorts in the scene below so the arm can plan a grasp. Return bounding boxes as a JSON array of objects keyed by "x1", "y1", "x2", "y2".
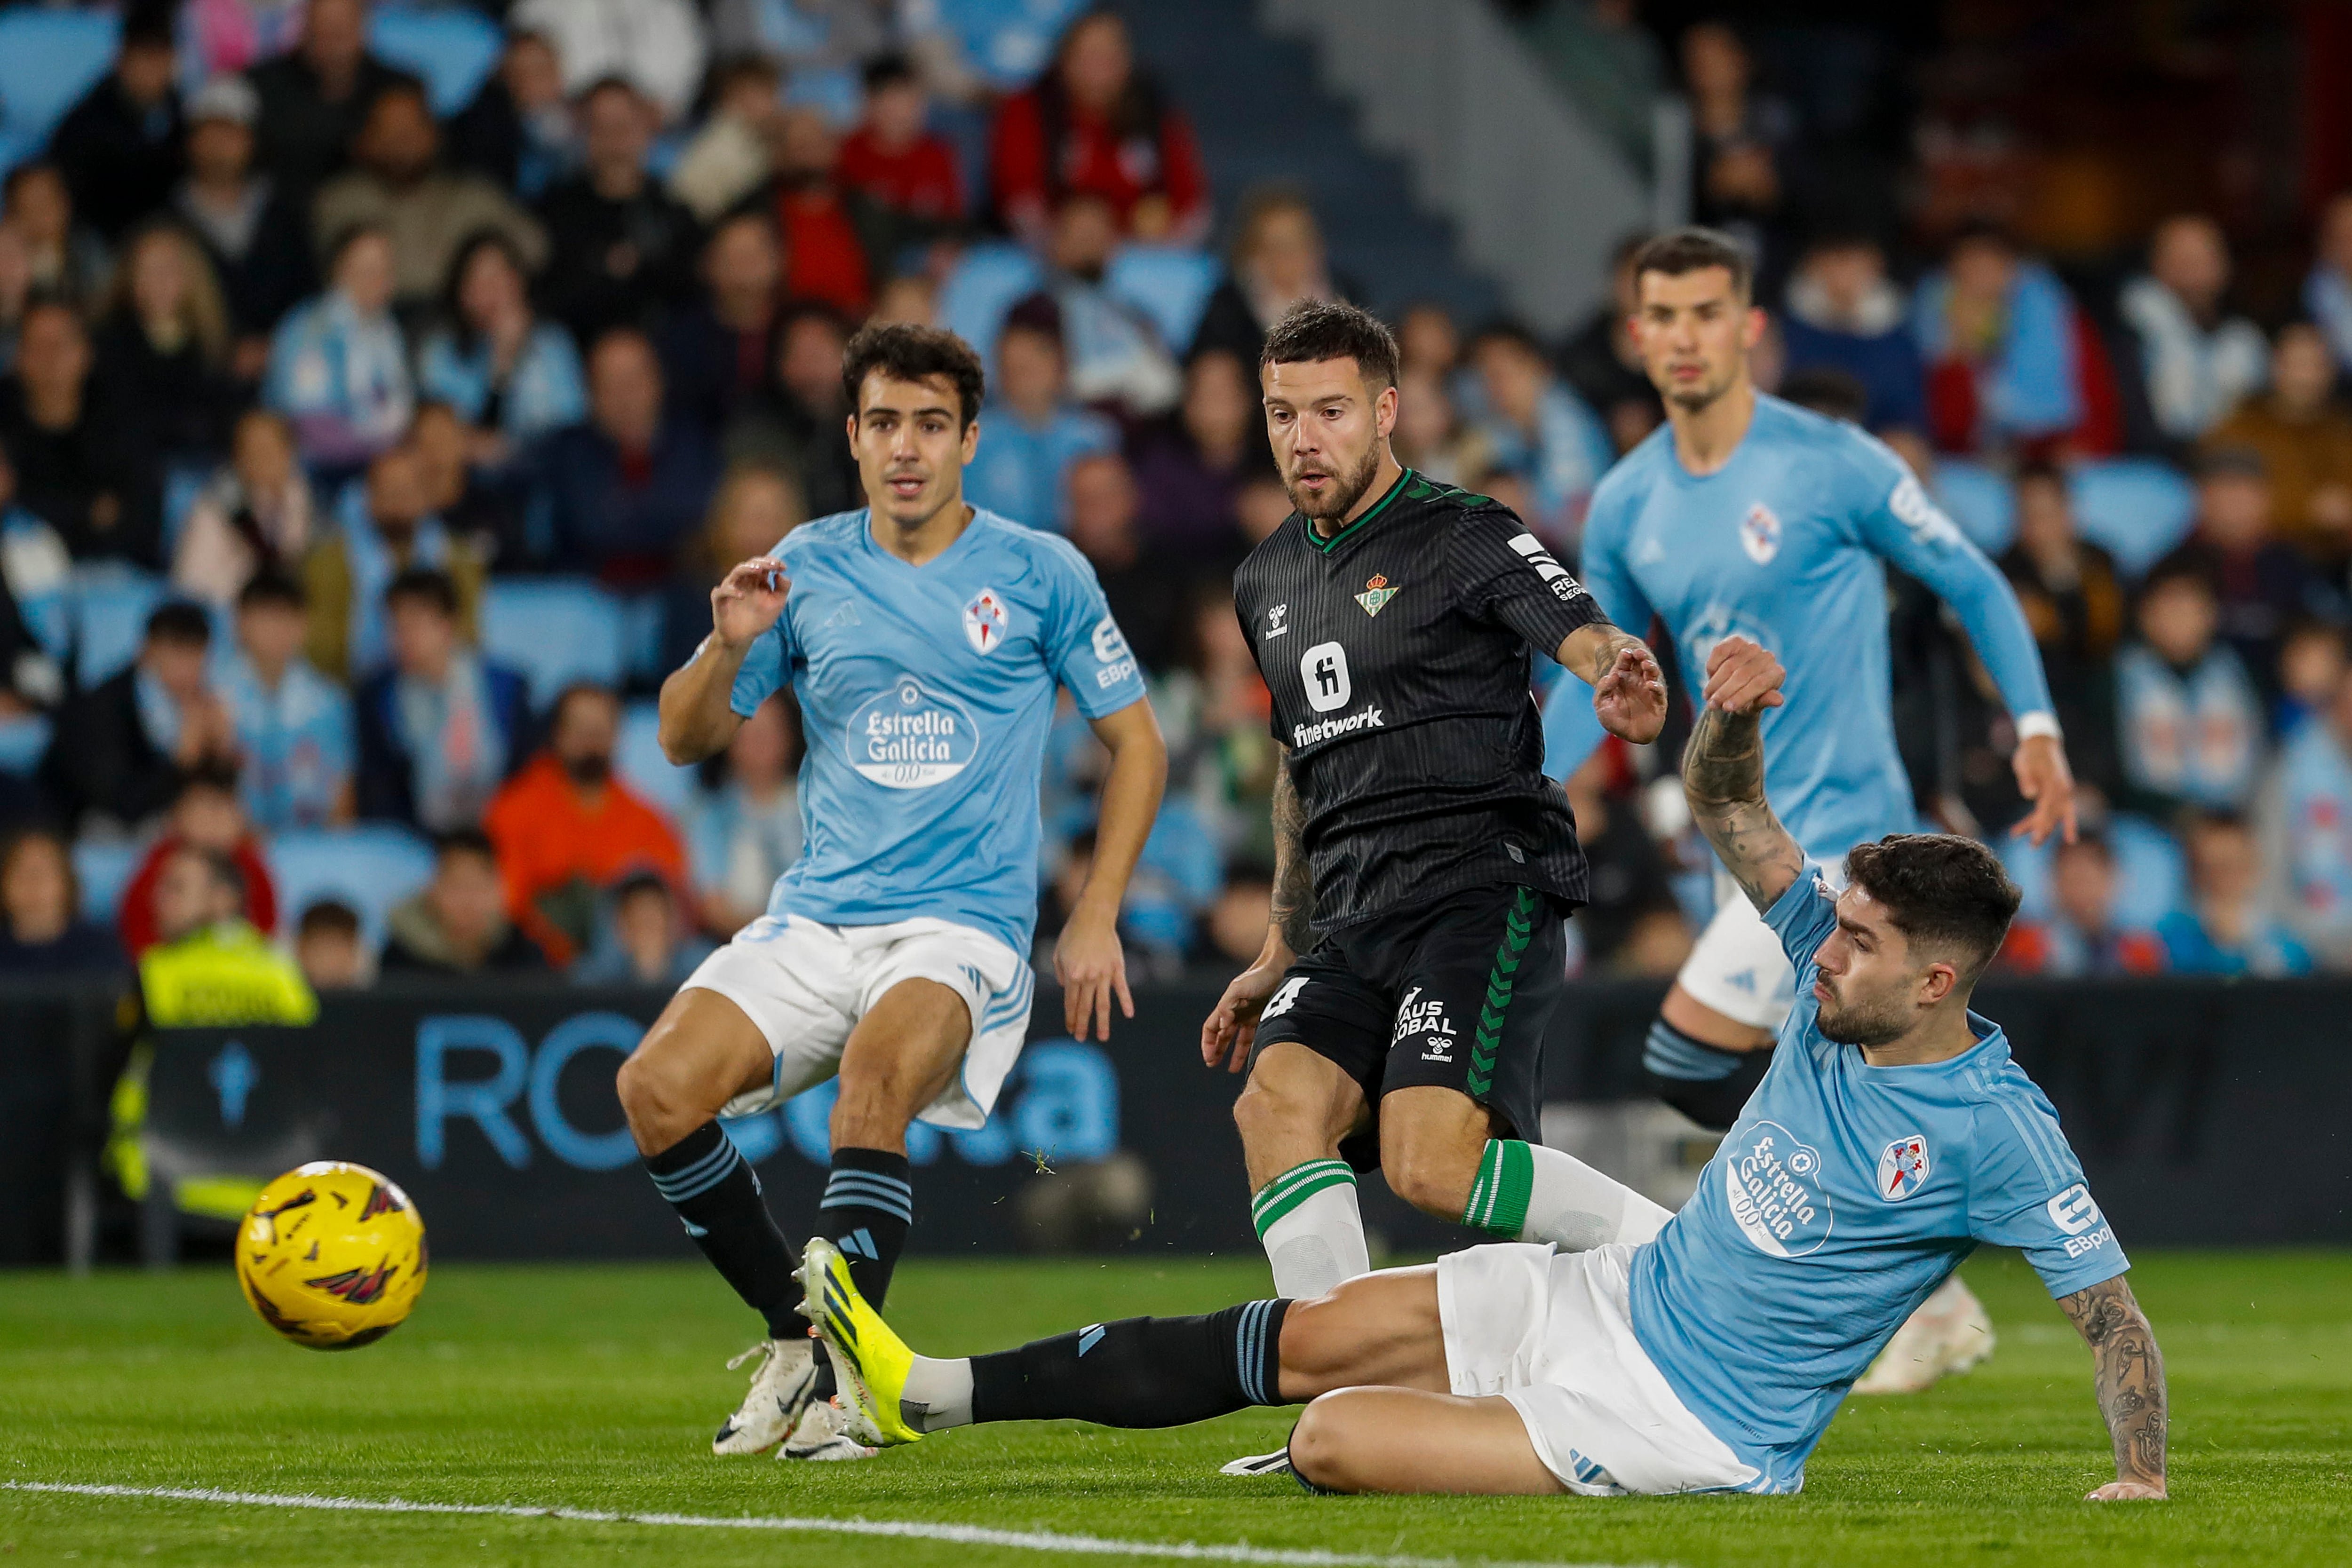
[
  {"x1": 686, "y1": 914, "x2": 1033, "y2": 1131},
  {"x1": 1437, "y1": 1242, "x2": 1760, "y2": 1497}
]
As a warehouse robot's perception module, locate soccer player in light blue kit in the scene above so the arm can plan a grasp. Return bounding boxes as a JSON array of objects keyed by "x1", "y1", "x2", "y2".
[
  {"x1": 616, "y1": 324, "x2": 1167, "y2": 1462},
  {"x1": 1543, "y1": 227, "x2": 2081, "y2": 1390},
  {"x1": 794, "y1": 635, "x2": 2165, "y2": 1503}
]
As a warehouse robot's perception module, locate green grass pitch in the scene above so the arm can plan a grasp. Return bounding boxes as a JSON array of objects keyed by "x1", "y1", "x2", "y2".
[{"x1": 3, "y1": 1249, "x2": 2347, "y2": 1567}]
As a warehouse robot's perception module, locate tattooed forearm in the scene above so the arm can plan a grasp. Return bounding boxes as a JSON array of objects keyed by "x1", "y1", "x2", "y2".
[
  {"x1": 1269, "y1": 752, "x2": 1315, "y2": 955},
  {"x1": 1681, "y1": 704, "x2": 1805, "y2": 911},
  {"x1": 2060, "y1": 1276, "x2": 2168, "y2": 1487}
]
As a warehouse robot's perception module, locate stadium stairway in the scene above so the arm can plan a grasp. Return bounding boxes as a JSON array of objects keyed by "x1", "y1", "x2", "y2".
[{"x1": 1108, "y1": 0, "x2": 1504, "y2": 326}]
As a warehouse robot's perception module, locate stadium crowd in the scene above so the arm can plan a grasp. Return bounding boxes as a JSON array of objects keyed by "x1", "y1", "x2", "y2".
[{"x1": 0, "y1": 0, "x2": 2349, "y2": 998}]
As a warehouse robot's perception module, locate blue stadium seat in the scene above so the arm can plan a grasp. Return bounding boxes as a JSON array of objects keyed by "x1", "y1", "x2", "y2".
[
  {"x1": 72, "y1": 839, "x2": 139, "y2": 926},
  {"x1": 938, "y1": 242, "x2": 1044, "y2": 370},
  {"x1": 616, "y1": 699, "x2": 696, "y2": 820},
  {"x1": 930, "y1": 0, "x2": 1087, "y2": 90},
  {"x1": 2070, "y1": 459, "x2": 2197, "y2": 578},
  {"x1": 367, "y1": 2, "x2": 502, "y2": 118},
  {"x1": 0, "y1": 713, "x2": 47, "y2": 776},
  {"x1": 480, "y1": 578, "x2": 626, "y2": 710},
  {"x1": 267, "y1": 825, "x2": 436, "y2": 957},
  {"x1": 69, "y1": 566, "x2": 170, "y2": 689},
  {"x1": 1928, "y1": 459, "x2": 2013, "y2": 554},
  {"x1": 1107, "y1": 247, "x2": 1220, "y2": 358},
  {"x1": 618, "y1": 592, "x2": 668, "y2": 683},
  {"x1": 0, "y1": 7, "x2": 119, "y2": 175}
]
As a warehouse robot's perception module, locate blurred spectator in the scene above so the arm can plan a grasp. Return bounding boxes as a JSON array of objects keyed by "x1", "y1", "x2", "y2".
[
  {"x1": 2159, "y1": 449, "x2": 2344, "y2": 692},
  {"x1": 660, "y1": 210, "x2": 782, "y2": 434},
  {"x1": 1999, "y1": 834, "x2": 2166, "y2": 977},
  {"x1": 249, "y1": 0, "x2": 423, "y2": 213},
  {"x1": 1192, "y1": 189, "x2": 1343, "y2": 366},
  {"x1": 135, "y1": 843, "x2": 312, "y2": 1026},
  {"x1": 1562, "y1": 750, "x2": 1691, "y2": 971},
  {"x1": 768, "y1": 106, "x2": 883, "y2": 320},
  {"x1": 1997, "y1": 460, "x2": 2126, "y2": 794},
  {"x1": 1778, "y1": 233, "x2": 1927, "y2": 436},
  {"x1": 305, "y1": 443, "x2": 483, "y2": 681},
  {"x1": 535, "y1": 79, "x2": 700, "y2": 342},
  {"x1": 1555, "y1": 233, "x2": 1661, "y2": 455},
  {"x1": 41, "y1": 602, "x2": 233, "y2": 833},
  {"x1": 354, "y1": 567, "x2": 525, "y2": 832},
  {"x1": 0, "y1": 449, "x2": 68, "y2": 709},
  {"x1": 2202, "y1": 321, "x2": 2352, "y2": 570},
  {"x1": 869, "y1": 273, "x2": 937, "y2": 328},
  {"x1": 838, "y1": 55, "x2": 965, "y2": 228},
  {"x1": 0, "y1": 827, "x2": 120, "y2": 975},
  {"x1": 2275, "y1": 621, "x2": 2348, "y2": 739},
  {"x1": 484, "y1": 682, "x2": 686, "y2": 966},
  {"x1": 1235, "y1": 472, "x2": 1293, "y2": 548},
  {"x1": 0, "y1": 223, "x2": 29, "y2": 375},
  {"x1": 723, "y1": 302, "x2": 860, "y2": 518},
  {"x1": 1202, "y1": 870, "x2": 1273, "y2": 966},
  {"x1": 220, "y1": 572, "x2": 353, "y2": 832},
  {"x1": 173, "y1": 75, "x2": 314, "y2": 370},
  {"x1": 1065, "y1": 451, "x2": 1178, "y2": 673},
  {"x1": 2120, "y1": 215, "x2": 2267, "y2": 448},
  {"x1": 1519, "y1": 0, "x2": 1665, "y2": 172},
  {"x1": 658, "y1": 463, "x2": 806, "y2": 678},
  {"x1": 417, "y1": 231, "x2": 588, "y2": 458},
  {"x1": 0, "y1": 300, "x2": 159, "y2": 567},
  {"x1": 2260, "y1": 659, "x2": 2352, "y2": 968},
  {"x1": 2302, "y1": 191, "x2": 2352, "y2": 380},
  {"x1": 1913, "y1": 226, "x2": 2121, "y2": 458},
  {"x1": 381, "y1": 826, "x2": 548, "y2": 975},
  {"x1": 1154, "y1": 580, "x2": 1275, "y2": 866},
  {"x1": 173, "y1": 409, "x2": 318, "y2": 607},
  {"x1": 447, "y1": 28, "x2": 576, "y2": 201},
  {"x1": 2, "y1": 164, "x2": 108, "y2": 312},
  {"x1": 1390, "y1": 369, "x2": 1489, "y2": 490},
  {"x1": 48, "y1": 2, "x2": 183, "y2": 244},
  {"x1": 572, "y1": 869, "x2": 713, "y2": 984},
  {"x1": 1462, "y1": 322, "x2": 1613, "y2": 535},
  {"x1": 1681, "y1": 23, "x2": 1796, "y2": 280},
  {"x1": 312, "y1": 79, "x2": 547, "y2": 308},
  {"x1": 294, "y1": 898, "x2": 368, "y2": 990},
  {"x1": 93, "y1": 222, "x2": 238, "y2": 462},
  {"x1": 264, "y1": 225, "x2": 414, "y2": 468},
  {"x1": 1397, "y1": 302, "x2": 1460, "y2": 382},
  {"x1": 2114, "y1": 563, "x2": 2263, "y2": 817},
  {"x1": 509, "y1": 0, "x2": 709, "y2": 125},
  {"x1": 963, "y1": 298, "x2": 1116, "y2": 532},
  {"x1": 708, "y1": 0, "x2": 900, "y2": 94},
  {"x1": 2158, "y1": 812, "x2": 2309, "y2": 976},
  {"x1": 118, "y1": 765, "x2": 279, "y2": 958},
  {"x1": 667, "y1": 55, "x2": 784, "y2": 224},
  {"x1": 990, "y1": 8, "x2": 1208, "y2": 245},
  {"x1": 535, "y1": 327, "x2": 721, "y2": 588},
  {"x1": 1130, "y1": 348, "x2": 1261, "y2": 561},
  {"x1": 1033, "y1": 193, "x2": 1180, "y2": 416},
  {"x1": 684, "y1": 691, "x2": 801, "y2": 935},
  {"x1": 408, "y1": 400, "x2": 524, "y2": 569}
]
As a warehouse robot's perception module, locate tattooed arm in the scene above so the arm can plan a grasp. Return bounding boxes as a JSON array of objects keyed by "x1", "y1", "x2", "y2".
[
  {"x1": 1680, "y1": 636, "x2": 1806, "y2": 913},
  {"x1": 2059, "y1": 1275, "x2": 2169, "y2": 1500},
  {"x1": 1201, "y1": 744, "x2": 1311, "y2": 1072}
]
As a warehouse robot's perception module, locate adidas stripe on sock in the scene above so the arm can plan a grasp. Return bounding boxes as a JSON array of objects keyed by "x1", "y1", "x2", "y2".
[
  {"x1": 818, "y1": 1147, "x2": 914, "y2": 1307},
  {"x1": 1250, "y1": 1158, "x2": 1370, "y2": 1299}
]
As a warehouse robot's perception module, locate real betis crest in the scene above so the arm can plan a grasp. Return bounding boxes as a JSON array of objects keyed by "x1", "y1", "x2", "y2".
[{"x1": 1355, "y1": 573, "x2": 1399, "y2": 618}]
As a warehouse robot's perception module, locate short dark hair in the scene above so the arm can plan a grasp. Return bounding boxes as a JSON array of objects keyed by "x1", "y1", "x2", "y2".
[
  {"x1": 1777, "y1": 367, "x2": 1868, "y2": 424},
  {"x1": 550, "y1": 681, "x2": 619, "y2": 732},
  {"x1": 1260, "y1": 299, "x2": 1400, "y2": 390},
  {"x1": 863, "y1": 52, "x2": 917, "y2": 92},
  {"x1": 175, "y1": 759, "x2": 241, "y2": 800},
  {"x1": 145, "y1": 601, "x2": 213, "y2": 648},
  {"x1": 385, "y1": 566, "x2": 459, "y2": 617},
  {"x1": 238, "y1": 570, "x2": 306, "y2": 613},
  {"x1": 840, "y1": 322, "x2": 986, "y2": 428},
  {"x1": 434, "y1": 826, "x2": 499, "y2": 866},
  {"x1": 325, "y1": 220, "x2": 391, "y2": 273},
  {"x1": 298, "y1": 899, "x2": 361, "y2": 940},
  {"x1": 2013, "y1": 455, "x2": 2067, "y2": 491},
  {"x1": 1841, "y1": 833, "x2": 2022, "y2": 981},
  {"x1": 1630, "y1": 226, "x2": 1755, "y2": 301}
]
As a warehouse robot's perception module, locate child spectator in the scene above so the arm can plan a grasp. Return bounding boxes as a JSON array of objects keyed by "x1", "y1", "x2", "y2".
[
  {"x1": 265, "y1": 225, "x2": 414, "y2": 469},
  {"x1": 1913, "y1": 225, "x2": 2121, "y2": 458},
  {"x1": 2, "y1": 164, "x2": 110, "y2": 313},
  {"x1": 1035, "y1": 192, "x2": 1181, "y2": 416},
  {"x1": 535, "y1": 78, "x2": 700, "y2": 342},
  {"x1": 117, "y1": 764, "x2": 279, "y2": 958},
  {"x1": 2001, "y1": 834, "x2": 2167, "y2": 977},
  {"x1": 305, "y1": 443, "x2": 483, "y2": 681},
  {"x1": 0, "y1": 300, "x2": 160, "y2": 567},
  {"x1": 94, "y1": 222, "x2": 238, "y2": 462},
  {"x1": 1778, "y1": 233, "x2": 1927, "y2": 436},
  {"x1": 2201, "y1": 320, "x2": 2352, "y2": 570},
  {"x1": 355, "y1": 568, "x2": 528, "y2": 832},
  {"x1": 768, "y1": 106, "x2": 882, "y2": 321},
  {"x1": 838, "y1": 55, "x2": 964, "y2": 228},
  {"x1": 1998, "y1": 459, "x2": 2126, "y2": 794},
  {"x1": 963, "y1": 298, "x2": 1117, "y2": 532},
  {"x1": 220, "y1": 572, "x2": 353, "y2": 832},
  {"x1": 667, "y1": 55, "x2": 784, "y2": 225},
  {"x1": 293, "y1": 898, "x2": 369, "y2": 990},
  {"x1": 0, "y1": 826, "x2": 121, "y2": 974},
  {"x1": 42, "y1": 603, "x2": 238, "y2": 834},
  {"x1": 48, "y1": 2, "x2": 183, "y2": 244},
  {"x1": 2120, "y1": 214, "x2": 2268, "y2": 447},
  {"x1": 2158, "y1": 448, "x2": 2344, "y2": 691},
  {"x1": 1462, "y1": 322, "x2": 1614, "y2": 536},
  {"x1": 1129, "y1": 348, "x2": 1262, "y2": 561},
  {"x1": 2275, "y1": 621, "x2": 2349, "y2": 739},
  {"x1": 722, "y1": 302, "x2": 861, "y2": 519},
  {"x1": 2158, "y1": 812, "x2": 2309, "y2": 976},
  {"x1": 1192, "y1": 189, "x2": 1343, "y2": 366},
  {"x1": 248, "y1": 0, "x2": 423, "y2": 213},
  {"x1": 381, "y1": 826, "x2": 547, "y2": 976},
  {"x1": 174, "y1": 410, "x2": 318, "y2": 608},
  {"x1": 447, "y1": 28, "x2": 576, "y2": 201},
  {"x1": 533, "y1": 327, "x2": 722, "y2": 588},
  {"x1": 2114, "y1": 563, "x2": 2264, "y2": 816},
  {"x1": 684, "y1": 692, "x2": 802, "y2": 936},
  {"x1": 571, "y1": 869, "x2": 713, "y2": 985},
  {"x1": 660, "y1": 211, "x2": 783, "y2": 434},
  {"x1": 2259, "y1": 658, "x2": 2352, "y2": 969},
  {"x1": 416, "y1": 231, "x2": 588, "y2": 459},
  {"x1": 173, "y1": 74, "x2": 314, "y2": 370}
]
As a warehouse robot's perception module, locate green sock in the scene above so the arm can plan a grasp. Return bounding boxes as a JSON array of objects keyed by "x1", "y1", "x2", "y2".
[{"x1": 1462, "y1": 1139, "x2": 1535, "y2": 1239}]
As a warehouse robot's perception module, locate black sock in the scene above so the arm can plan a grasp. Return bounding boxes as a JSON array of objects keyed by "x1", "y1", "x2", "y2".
[
  {"x1": 969, "y1": 1300, "x2": 1291, "y2": 1428},
  {"x1": 644, "y1": 1121, "x2": 802, "y2": 1340},
  {"x1": 817, "y1": 1147, "x2": 914, "y2": 1307},
  {"x1": 1643, "y1": 1019, "x2": 1772, "y2": 1132}
]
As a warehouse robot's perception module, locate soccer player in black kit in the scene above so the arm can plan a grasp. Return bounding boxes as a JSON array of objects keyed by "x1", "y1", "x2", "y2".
[{"x1": 1200, "y1": 303, "x2": 1673, "y2": 1477}]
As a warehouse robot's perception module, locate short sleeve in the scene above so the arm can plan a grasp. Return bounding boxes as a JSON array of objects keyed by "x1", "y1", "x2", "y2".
[
  {"x1": 1446, "y1": 507, "x2": 1608, "y2": 656},
  {"x1": 1762, "y1": 870, "x2": 1840, "y2": 970},
  {"x1": 1046, "y1": 550, "x2": 1148, "y2": 718},
  {"x1": 1966, "y1": 1095, "x2": 2130, "y2": 1298},
  {"x1": 727, "y1": 613, "x2": 795, "y2": 719}
]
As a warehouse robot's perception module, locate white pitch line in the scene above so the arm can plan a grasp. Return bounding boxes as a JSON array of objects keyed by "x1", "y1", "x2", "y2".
[{"x1": 1, "y1": 1481, "x2": 1649, "y2": 1568}]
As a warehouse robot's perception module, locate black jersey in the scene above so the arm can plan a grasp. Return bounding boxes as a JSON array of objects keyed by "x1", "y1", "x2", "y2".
[{"x1": 1233, "y1": 467, "x2": 1611, "y2": 933}]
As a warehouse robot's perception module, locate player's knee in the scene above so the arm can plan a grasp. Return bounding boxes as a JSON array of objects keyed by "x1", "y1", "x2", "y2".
[
  {"x1": 1231, "y1": 1074, "x2": 1306, "y2": 1152},
  {"x1": 1286, "y1": 1397, "x2": 1360, "y2": 1492},
  {"x1": 615, "y1": 1046, "x2": 696, "y2": 1141}
]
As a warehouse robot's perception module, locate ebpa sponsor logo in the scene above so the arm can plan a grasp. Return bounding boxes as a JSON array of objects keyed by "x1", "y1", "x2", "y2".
[
  {"x1": 1293, "y1": 705, "x2": 1384, "y2": 746},
  {"x1": 1725, "y1": 1120, "x2": 1834, "y2": 1257},
  {"x1": 1508, "y1": 531, "x2": 1589, "y2": 603},
  {"x1": 847, "y1": 676, "x2": 978, "y2": 788},
  {"x1": 1875, "y1": 1133, "x2": 1931, "y2": 1202},
  {"x1": 1090, "y1": 616, "x2": 1137, "y2": 689},
  {"x1": 1888, "y1": 473, "x2": 1964, "y2": 549},
  {"x1": 2046, "y1": 1182, "x2": 2114, "y2": 1256},
  {"x1": 1740, "y1": 501, "x2": 1782, "y2": 564}
]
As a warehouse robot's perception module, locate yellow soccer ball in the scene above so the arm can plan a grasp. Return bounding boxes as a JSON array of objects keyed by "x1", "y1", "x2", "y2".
[{"x1": 235, "y1": 1162, "x2": 427, "y2": 1350}]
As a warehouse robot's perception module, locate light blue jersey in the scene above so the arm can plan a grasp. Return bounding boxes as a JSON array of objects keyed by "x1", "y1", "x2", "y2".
[
  {"x1": 1545, "y1": 396, "x2": 2054, "y2": 862},
  {"x1": 727, "y1": 507, "x2": 1148, "y2": 956},
  {"x1": 1629, "y1": 871, "x2": 2129, "y2": 1492}
]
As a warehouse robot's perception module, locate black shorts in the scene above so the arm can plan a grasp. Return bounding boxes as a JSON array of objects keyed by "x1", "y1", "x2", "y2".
[{"x1": 1250, "y1": 883, "x2": 1570, "y2": 1173}]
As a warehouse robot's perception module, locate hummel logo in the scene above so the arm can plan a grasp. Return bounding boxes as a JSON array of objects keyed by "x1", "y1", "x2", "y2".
[{"x1": 1266, "y1": 602, "x2": 1290, "y2": 638}]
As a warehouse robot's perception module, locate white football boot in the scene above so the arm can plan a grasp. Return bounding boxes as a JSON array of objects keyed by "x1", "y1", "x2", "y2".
[
  {"x1": 780, "y1": 1395, "x2": 882, "y2": 1462},
  {"x1": 712, "y1": 1335, "x2": 825, "y2": 1454},
  {"x1": 1219, "y1": 1448, "x2": 1295, "y2": 1478},
  {"x1": 1852, "y1": 1275, "x2": 1997, "y2": 1394}
]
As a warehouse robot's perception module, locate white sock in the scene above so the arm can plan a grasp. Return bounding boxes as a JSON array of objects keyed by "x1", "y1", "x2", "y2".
[
  {"x1": 1249, "y1": 1158, "x2": 1371, "y2": 1298},
  {"x1": 1464, "y1": 1139, "x2": 1671, "y2": 1249},
  {"x1": 900, "y1": 1354, "x2": 974, "y2": 1433}
]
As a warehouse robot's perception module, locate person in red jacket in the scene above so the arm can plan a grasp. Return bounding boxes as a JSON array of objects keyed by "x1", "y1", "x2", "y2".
[
  {"x1": 837, "y1": 55, "x2": 962, "y2": 227},
  {"x1": 989, "y1": 8, "x2": 1208, "y2": 246}
]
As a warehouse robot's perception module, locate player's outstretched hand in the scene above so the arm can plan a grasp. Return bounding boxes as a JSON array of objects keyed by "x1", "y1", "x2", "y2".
[
  {"x1": 1201, "y1": 959, "x2": 1283, "y2": 1073},
  {"x1": 1593, "y1": 642, "x2": 1669, "y2": 744},
  {"x1": 2010, "y1": 733, "x2": 2080, "y2": 847},
  {"x1": 1701, "y1": 634, "x2": 1787, "y2": 716},
  {"x1": 712, "y1": 557, "x2": 791, "y2": 650},
  {"x1": 2085, "y1": 1479, "x2": 2166, "y2": 1501},
  {"x1": 1055, "y1": 905, "x2": 1133, "y2": 1042}
]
